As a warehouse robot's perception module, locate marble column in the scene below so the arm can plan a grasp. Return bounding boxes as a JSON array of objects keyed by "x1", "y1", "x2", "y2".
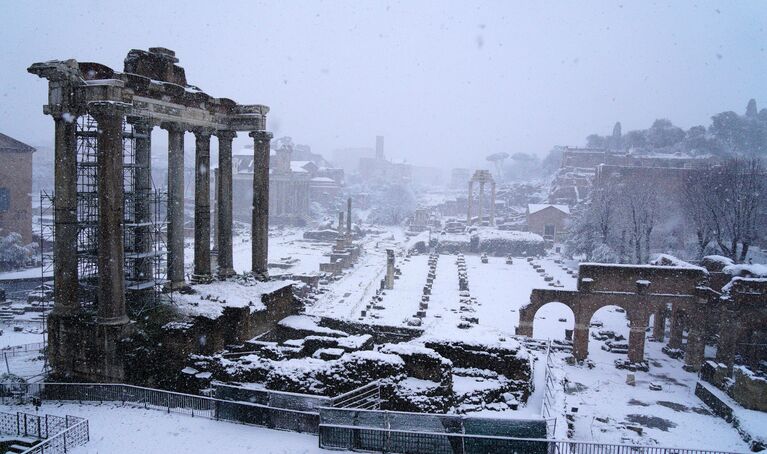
[
  {"x1": 478, "y1": 181, "x2": 485, "y2": 225},
  {"x1": 490, "y1": 181, "x2": 496, "y2": 226},
  {"x1": 163, "y1": 123, "x2": 186, "y2": 290},
  {"x1": 51, "y1": 111, "x2": 80, "y2": 315},
  {"x1": 129, "y1": 117, "x2": 153, "y2": 294},
  {"x1": 91, "y1": 105, "x2": 128, "y2": 325},
  {"x1": 192, "y1": 129, "x2": 213, "y2": 282},
  {"x1": 250, "y1": 130, "x2": 272, "y2": 280},
  {"x1": 216, "y1": 131, "x2": 236, "y2": 278}
]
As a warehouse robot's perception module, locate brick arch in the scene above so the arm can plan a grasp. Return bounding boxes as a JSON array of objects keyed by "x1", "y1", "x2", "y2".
[{"x1": 518, "y1": 288, "x2": 668, "y2": 363}]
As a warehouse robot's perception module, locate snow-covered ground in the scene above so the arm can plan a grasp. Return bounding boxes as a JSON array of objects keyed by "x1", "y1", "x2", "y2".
[{"x1": 1, "y1": 403, "x2": 324, "y2": 454}]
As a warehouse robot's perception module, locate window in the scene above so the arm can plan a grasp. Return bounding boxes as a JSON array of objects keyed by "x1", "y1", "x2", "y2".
[
  {"x1": 0, "y1": 188, "x2": 9, "y2": 213},
  {"x1": 544, "y1": 224, "x2": 555, "y2": 237}
]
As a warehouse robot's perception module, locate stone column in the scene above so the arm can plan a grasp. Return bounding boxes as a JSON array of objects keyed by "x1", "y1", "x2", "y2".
[
  {"x1": 652, "y1": 306, "x2": 666, "y2": 341},
  {"x1": 91, "y1": 105, "x2": 128, "y2": 325},
  {"x1": 467, "y1": 181, "x2": 473, "y2": 224},
  {"x1": 250, "y1": 130, "x2": 272, "y2": 280},
  {"x1": 627, "y1": 319, "x2": 648, "y2": 363},
  {"x1": 163, "y1": 123, "x2": 186, "y2": 290},
  {"x1": 216, "y1": 131, "x2": 236, "y2": 278},
  {"x1": 385, "y1": 249, "x2": 395, "y2": 289},
  {"x1": 192, "y1": 128, "x2": 213, "y2": 283},
  {"x1": 347, "y1": 197, "x2": 352, "y2": 236},
  {"x1": 51, "y1": 112, "x2": 80, "y2": 315},
  {"x1": 478, "y1": 181, "x2": 485, "y2": 225},
  {"x1": 684, "y1": 326, "x2": 706, "y2": 371},
  {"x1": 129, "y1": 117, "x2": 153, "y2": 294},
  {"x1": 572, "y1": 323, "x2": 589, "y2": 361},
  {"x1": 715, "y1": 312, "x2": 739, "y2": 370},
  {"x1": 338, "y1": 211, "x2": 344, "y2": 233},
  {"x1": 490, "y1": 181, "x2": 496, "y2": 226},
  {"x1": 668, "y1": 308, "x2": 685, "y2": 349}
]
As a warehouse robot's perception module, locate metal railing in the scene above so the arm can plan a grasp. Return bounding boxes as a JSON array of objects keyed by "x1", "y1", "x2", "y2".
[
  {"x1": 1, "y1": 342, "x2": 47, "y2": 358},
  {"x1": 0, "y1": 411, "x2": 88, "y2": 454},
  {"x1": 0, "y1": 382, "x2": 319, "y2": 434},
  {"x1": 541, "y1": 341, "x2": 559, "y2": 437},
  {"x1": 330, "y1": 381, "x2": 382, "y2": 410},
  {"x1": 319, "y1": 420, "x2": 747, "y2": 454}
]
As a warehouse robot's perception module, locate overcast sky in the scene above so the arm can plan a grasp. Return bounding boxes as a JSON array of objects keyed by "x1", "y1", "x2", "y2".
[{"x1": 1, "y1": 1, "x2": 765, "y2": 169}]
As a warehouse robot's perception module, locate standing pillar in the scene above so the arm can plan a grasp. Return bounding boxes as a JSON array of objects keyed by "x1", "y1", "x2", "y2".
[
  {"x1": 130, "y1": 117, "x2": 153, "y2": 296},
  {"x1": 250, "y1": 130, "x2": 272, "y2": 280},
  {"x1": 385, "y1": 249, "x2": 395, "y2": 289},
  {"x1": 91, "y1": 105, "x2": 128, "y2": 324},
  {"x1": 163, "y1": 123, "x2": 187, "y2": 290},
  {"x1": 652, "y1": 305, "x2": 666, "y2": 341},
  {"x1": 346, "y1": 197, "x2": 352, "y2": 236},
  {"x1": 627, "y1": 318, "x2": 648, "y2": 363},
  {"x1": 684, "y1": 326, "x2": 706, "y2": 371},
  {"x1": 192, "y1": 129, "x2": 213, "y2": 283},
  {"x1": 216, "y1": 131, "x2": 236, "y2": 278},
  {"x1": 338, "y1": 211, "x2": 344, "y2": 233},
  {"x1": 51, "y1": 112, "x2": 80, "y2": 315},
  {"x1": 715, "y1": 313, "x2": 739, "y2": 370},
  {"x1": 572, "y1": 322, "x2": 589, "y2": 361},
  {"x1": 478, "y1": 181, "x2": 485, "y2": 225},
  {"x1": 668, "y1": 308, "x2": 685, "y2": 349},
  {"x1": 490, "y1": 181, "x2": 496, "y2": 226},
  {"x1": 467, "y1": 181, "x2": 473, "y2": 224}
]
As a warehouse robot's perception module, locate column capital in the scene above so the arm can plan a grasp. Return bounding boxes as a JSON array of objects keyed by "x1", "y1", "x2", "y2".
[
  {"x1": 192, "y1": 127, "x2": 215, "y2": 139},
  {"x1": 216, "y1": 130, "x2": 237, "y2": 141},
  {"x1": 88, "y1": 101, "x2": 130, "y2": 120},
  {"x1": 249, "y1": 130, "x2": 273, "y2": 141},
  {"x1": 161, "y1": 122, "x2": 187, "y2": 133},
  {"x1": 126, "y1": 115, "x2": 154, "y2": 129}
]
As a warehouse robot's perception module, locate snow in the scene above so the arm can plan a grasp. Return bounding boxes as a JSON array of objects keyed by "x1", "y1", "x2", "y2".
[
  {"x1": 722, "y1": 263, "x2": 767, "y2": 277},
  {"x1": 0, "y1": 267, "x2": 50, "y2": 280},
  {"x1": 528, "y1": 204, "x2": 570, "y2": 215},
  {"x1": 277, "y1": 315, "x2": 347, "y2": 337},
  {"x1": 0, "y1": 403, "x2": 325, "y2": 454},
  {"x1": 173, "y1": 279, "x2": 291, "y2": 319}
]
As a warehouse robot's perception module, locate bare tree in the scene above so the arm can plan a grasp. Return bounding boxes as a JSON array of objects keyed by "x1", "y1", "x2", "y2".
[
  {"x1": 618, "y1": 177, "x2": 659, "y2": 264},
  {"x1": 680, "y1": 169, "x2": 713, "y2": 259},
  {"x1": 707, "y1": 158, "x2": 765, "y2": 262}
]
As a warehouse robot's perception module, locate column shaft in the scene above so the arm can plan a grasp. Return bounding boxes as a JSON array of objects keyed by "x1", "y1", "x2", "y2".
[
  {"x1": 628, "y1": 323, "x2": 647, "y2": 363},
  {"x1": 467, "y1": 181, "x2": 473, "y2": 224},
  {"x1": 490, "y1": 182, "x2": 496, "y2": 226},
  {"x1": 131, "y1": 119, "x2": 153, "y2": 293},
  {"x1": 193, "y1": 130, "x2": 212, "y2": 281},
  {"x1": 52, "y1": 115, "x2": 79, "y2": 314},
  {"x1": 93, "y1": 108, "x2": 128, "y2": 324},
  {"x1": 217, "y1": 131, "x2": 236, "y2": 277},
  {"x1": 478, "y1": 182, "x2": 485, "y2": 224},
  {"x1": 165, "y1": 124, "x2": 186, "y2": 289},
  {"x1": 652, "y1": 306, "x2": 666, "y2": 341},
  {"x1": 250, "y1": 131, "x2": 272, "y2": 279}
]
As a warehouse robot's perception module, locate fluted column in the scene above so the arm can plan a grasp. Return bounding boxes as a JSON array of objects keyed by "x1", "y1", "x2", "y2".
[
  {"x1": 129, "y1": 117, "x2": 153, "y2": 295},
  {"x1": 250, "y1": 130, "x2": 272, "y2": 280},
  {"x1": 192, "y1": 128, "x2": 213, "y2": 282},
  {"x1": 91, "y1": 104, "x2": 128, "y2": 325},
  {"x1": 467, "y1": 181, "x2": 473, "y2": 224},
  {"x1": 163, "y1": 123, "x2": 186, "y2": 290},
  {"x1": 216, "y1": 131, "x2": 236, "y2": 278},
  {"x1": 51, "y1": 111, "x2": 80, "y2": 315}
]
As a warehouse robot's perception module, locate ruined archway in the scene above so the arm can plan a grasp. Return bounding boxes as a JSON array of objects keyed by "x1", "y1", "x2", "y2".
[
  {"x1": 588, "y1": 305, "x2": 631, "y2": 362},
  {"x1": 531, "y1": 302, "x2": 575, "y2": 341}
]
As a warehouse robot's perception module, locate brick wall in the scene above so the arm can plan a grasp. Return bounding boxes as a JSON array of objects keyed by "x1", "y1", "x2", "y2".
[{"x1": 0, "y1": 152, "x2": 33, "y2": 243}]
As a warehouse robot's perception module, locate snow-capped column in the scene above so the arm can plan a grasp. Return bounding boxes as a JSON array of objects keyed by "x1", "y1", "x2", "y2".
[
  {"x1": 91, "y1": 104, "x2": 128, "y2": 325},
  {"x1": 52, "y1": 110, "x2": 80, "y2": 315},
  {"x1": 216, "y1": 130, "x2": 236, "y2": 278},
  {"x1": 163, "y1": 122, "x2": 187, "y2": 290},
  {"x1": 250, "y1": 130, "x2": 272, "y2": 280},
  {"x1": 192, "y1": 128, "x2": 214, "y2": 283}
]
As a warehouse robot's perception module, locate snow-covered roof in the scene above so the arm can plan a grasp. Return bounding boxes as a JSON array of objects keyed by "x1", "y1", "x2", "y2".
[
  {"x1": 310, "y1": 177, "x2": 335, "y2": 183},
  {"x1": 527, "y1": 204, "x2": 570, "y2": 215}
]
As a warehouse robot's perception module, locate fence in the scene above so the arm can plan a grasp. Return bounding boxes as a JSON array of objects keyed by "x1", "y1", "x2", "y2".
[
  {"x1": 319, "y1": 406, "x2": 547, "y2": 453},
  {"x1": 1, "y1": 342, "x2": 46, "y2": 358},
  {"x1": 0, "y1": 382, "x2": 319, "y2": 434},
  {"x1": 330, "y1": 381, "x2": 382, "y2": 410},
  {"x1": 0, "y1": 411, "x2": 88, "y2": 454},
  {"x1": 541, "y1": 342, "x2": 559, "y2": 437}
]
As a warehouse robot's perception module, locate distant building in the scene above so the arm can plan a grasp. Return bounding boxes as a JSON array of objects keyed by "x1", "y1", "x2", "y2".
[
  {"x1": 0, "y1": 133, "x2": 34, "y2": 242},
  {"x1": 526, "y1": 204, "x2": 570, "y2": 243},
  {"x1": 450, "y1": 168, "x2": 471, "y2": 189},
  {"x1": 358, "y1": 136, "x2": 411, "y2": 184}
]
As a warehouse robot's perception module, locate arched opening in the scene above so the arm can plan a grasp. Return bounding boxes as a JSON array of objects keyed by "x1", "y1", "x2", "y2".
[
  {"x1": 588, "y1": 305, "x2": 631, "y2": 363},
  {"x1": 532, "y1": 302, "x2": 575, "y2": 341}
]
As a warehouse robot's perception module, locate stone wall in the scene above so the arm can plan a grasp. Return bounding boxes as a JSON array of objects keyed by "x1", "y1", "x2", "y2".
[
  {"x1": 0, "y1": 151, "x2": 33, "y2": 243},
  {"x1": 577, "y1": 263, "x2": 706, "y2": 294}
]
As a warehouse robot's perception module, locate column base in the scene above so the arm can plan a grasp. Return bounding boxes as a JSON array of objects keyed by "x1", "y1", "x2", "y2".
[
  {"x1": 191, "y1": 273, "x2": 214, "y2": 285},
  {"x1": 217, "y1": 268, "x2": 237, "y2": 279},
  {"x1": 252, "y1": 270, "x2": 270, "y2": 282},
  {"x1": 164, "y1": 280, "x2": 192, "y2": 293},
  {"x1": 96, "y1": 314, "x2": 130, "y2": 325}
]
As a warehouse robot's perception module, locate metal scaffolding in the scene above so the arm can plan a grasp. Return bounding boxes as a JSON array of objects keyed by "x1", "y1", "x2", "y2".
[{"x1": 40, "y1": 116, "x2": 169, "y2": 314}]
